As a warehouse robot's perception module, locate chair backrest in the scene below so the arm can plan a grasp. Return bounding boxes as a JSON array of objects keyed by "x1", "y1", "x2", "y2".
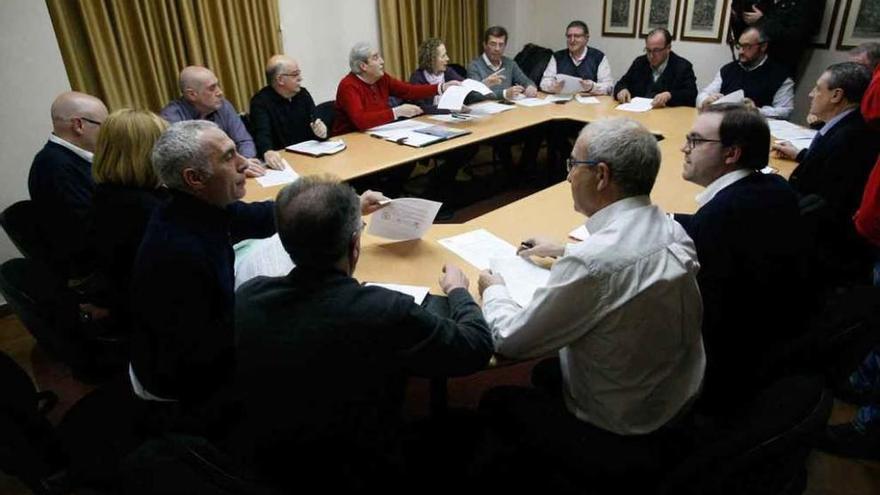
[
  {"x1": 0, "y1": 200, "x2": 52, "y2": 262},
  {"x1": 314, "y1": 100, "x2": 335, "y2": 136},
  {"x1": 660, "y1": 375, "x2": 832, "y2": 495},
  {"x1": 514, "y1": 43, "x2": 553, "y2": 86}
]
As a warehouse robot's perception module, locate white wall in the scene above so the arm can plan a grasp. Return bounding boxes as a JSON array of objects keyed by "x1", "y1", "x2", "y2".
[
  {"x1": 0, "y1": 1, "x2": 72, "y2": 305},
  {"x1": 488, "y1": 0, "x2": 854, "y2": 123},
  {"x1": 278, "y1": 0, "x2": 381, "y2": 104}
]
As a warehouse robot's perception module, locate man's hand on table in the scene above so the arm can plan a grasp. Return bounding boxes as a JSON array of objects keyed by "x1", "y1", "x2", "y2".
[
  {"x1": 244, "y1": 158, "x2": 267, "y2": 177},
  {"x1": 263, "y1": 151, "x2": 286, "y2": 170},
  {"x1": 478, "y1": 269, "x2": 506, "y2": 296},
  {"x1": 517, "y1": 236, "x2": 565, "y2": 259},
  {"x1": 440, "y1": 263, "x2": 470, "y2": 294}
]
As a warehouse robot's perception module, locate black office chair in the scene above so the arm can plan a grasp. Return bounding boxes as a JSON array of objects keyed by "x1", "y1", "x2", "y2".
[
  {"x1": 314, "y1": 100, "x2": 335, "y2": 135},
  {"x1": 514, "y1": 43, "x2": 553, "y2": 86},
  {"x1": 0, "y1": 200, "x2": 53, "y2": 265},
  {"x1": 0, "y1": 258, "x2": 126, "y2": 382},
  {"x1": 0, "y1": 350, "x2": 67, "y2": 495},
  {"x1": 659, "y1": 375, "x2": 832, "y2": 495},
  {"x1": 449, "y1": 63, "x2": 467, "y2": 79}
]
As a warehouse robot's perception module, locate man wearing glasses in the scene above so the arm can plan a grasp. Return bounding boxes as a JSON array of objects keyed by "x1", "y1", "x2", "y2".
[
  {"x1": 675, "y1": 104, "x2": 809, "y2": 414},
  {"x1": 249, "y1": 55, "x2": 327, "y2": 170},
  {"x1": 28, "y1": 91, "x2": 108, "y2": 277},
  {"x1": 469, "y1": 118, "x2": 705, "y2": 483},
  {"x1": 614, "y1": 28, "x2": 697, "y2": 108},
  {"x1": 540, "y1": 20, "x2": 613, "y2": 96},
  {"x1": 697, "y1": 27, "x2": 794, "y2": 120}
]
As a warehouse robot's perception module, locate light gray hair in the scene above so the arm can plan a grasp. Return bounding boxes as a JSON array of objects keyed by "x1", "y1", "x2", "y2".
[
  {"x1": 349, "y1": 42, "x2": 374, "y2": 74},
  {"x1": 151, "y1": 120, "x2": 217, "y2": 191},
  {"x1": 850, "y1": 42, "x2": 880, "y2": 70},
  {"x1": 578, "y1": 117, "x2": 661, "y2": 197},
  {"x1": 825, "y1": 61, "x2": 872, "y2": 103}
]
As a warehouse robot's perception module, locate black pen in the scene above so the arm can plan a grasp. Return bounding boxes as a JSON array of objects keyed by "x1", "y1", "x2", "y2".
[{"x1": 518, "y1": 240, "x2": 534, "y2": 252}]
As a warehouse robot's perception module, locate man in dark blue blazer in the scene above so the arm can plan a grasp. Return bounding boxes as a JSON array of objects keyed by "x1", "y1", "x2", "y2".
[
  {"x1": 614, "y1": 28, "x2": 697, "y2": 108},
  {"x1": 28, "y1": 91, "x2": 107, "y2": 277},
  {"x1": 773, "y1": 62, "x2": 879, "y2": 287},
  {"x1": 676, "y1": 104, "x2": 812, "y2": 415}
]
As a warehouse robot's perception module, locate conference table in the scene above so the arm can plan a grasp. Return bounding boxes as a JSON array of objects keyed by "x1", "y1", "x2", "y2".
[{"x1": 243, "y1": 96, "x2": 798, "y2": 301}]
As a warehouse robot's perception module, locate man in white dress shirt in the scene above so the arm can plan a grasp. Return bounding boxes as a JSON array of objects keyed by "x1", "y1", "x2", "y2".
[
  {"x1": 468, "y1": 117, "x2": 706, "y2": 487},
  {"x1": 697, "y1": 27, "x2": 794, "y2": 120}
]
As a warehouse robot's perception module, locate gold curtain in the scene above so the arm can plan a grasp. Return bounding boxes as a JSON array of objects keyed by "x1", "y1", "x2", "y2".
[
  {"x1": 46, "y1": 0, "x2": 281, "y2": 113},
  {"x1": 378, "y1": 0, "x2": 487, "y2": 79}
]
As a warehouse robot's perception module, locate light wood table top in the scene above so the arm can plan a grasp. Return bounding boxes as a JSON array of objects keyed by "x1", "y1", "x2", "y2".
[{"x1": 242, "y1": 95, "x2": 801, "y2": 297}]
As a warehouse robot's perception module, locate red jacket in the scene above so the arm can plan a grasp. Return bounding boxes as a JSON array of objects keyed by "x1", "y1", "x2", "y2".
[
  {"x1": 332, "y1": 72, "x2": 439, "y2": 135},
  {"x1": 854, "y1": 65, "x2": 880, "y2": 247}
]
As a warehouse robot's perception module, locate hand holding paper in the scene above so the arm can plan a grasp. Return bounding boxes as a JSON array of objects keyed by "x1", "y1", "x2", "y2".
[{"x1": 367, "y1": 197, "x2": 442, "y2": 240}]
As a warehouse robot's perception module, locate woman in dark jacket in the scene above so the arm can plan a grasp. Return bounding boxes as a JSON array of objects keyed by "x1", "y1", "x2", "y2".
[{"x1": 84, "y1": 109, "x2": 169, "y2": 330}]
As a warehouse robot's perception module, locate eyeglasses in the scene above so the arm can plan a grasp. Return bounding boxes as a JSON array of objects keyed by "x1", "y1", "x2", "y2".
[
  {"x1": 684, "y1": 134, "x2": 722, "y2": 150},
  {"x1": 734, "y1": 42, "x2": 766, "y2": 50},
  {"x1": 644, "y1": 46, "x2": 669, "y2": 55},
  {"x1": 566, "y1": 157, "x2": 601, "y2": 173},
  {"x1": 280, "y1": 72, "x2": 301, "y2": 79},
  {"x1": 77, "y1": 116, "x2": 103, "y2": 126}
]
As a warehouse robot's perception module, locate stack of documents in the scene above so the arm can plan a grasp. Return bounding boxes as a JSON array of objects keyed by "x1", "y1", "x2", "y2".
[
  {"x1": 367, "y1": 197, "x2": 442, "y2": 241},
  {"x1": 768, "y1": 119, "x2": 817, "y2": 152},
  {"x1": 575, "y1": 95, "x2": 601, "y2": 105},
  {"x1": 514, "y1": 97, "x2": 554, "y2": 107},
  {"x1": 285, "y1": 139, "x2": 346, "y2": 156},
  {"x1": 368, "y1": 121, "x2": 470, "y2": 148},
  {"x1": 615, "y1": 97, "x2": 654, "y2": 113},
  {"x1": 489, "y1": 256, "x2": 551, "y2": 307},
  {"x1": 469, "y1": 101, "x2": 516, "y2": 115},
  {"x1": 437, "y1": 79, "x2": 495, "y2": 111},
  {"x1": 255, "y1": 162, "x2": 300, "y2": 187},
  {"x1": 233, "y1": 234, "x2": 294, "y2": 289}
]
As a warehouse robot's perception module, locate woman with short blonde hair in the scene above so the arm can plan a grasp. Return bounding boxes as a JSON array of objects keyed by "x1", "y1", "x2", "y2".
[{"x1": 92, "y1": 109, "x2": 167, "y2": 187}]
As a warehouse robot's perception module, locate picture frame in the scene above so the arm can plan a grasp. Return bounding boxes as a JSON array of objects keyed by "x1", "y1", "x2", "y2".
[
  {"x1": 639, "y1": 0, "x2": 681, "y2": 39},
  {"x1": 603, "y1": 0, "x2": 639, "y2": 38},
  {"x1": 837, "y1": 0, "x2": 880, "y2": 50},
  {"x1": 812, "y1": 0, "x2": 842, "y2": 48},
  {"x1": 680, "y1": 0, "x2": 728, "y2": 43}
]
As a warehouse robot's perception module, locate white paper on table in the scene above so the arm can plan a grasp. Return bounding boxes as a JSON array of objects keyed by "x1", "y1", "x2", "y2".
[
  {"x1": 554, "y1": 74, "x2": 585, "y2": 94},
  {"x1": 368, "y1": 129, "x2": 442, "y2": 147},
  {"x1": 285, "y1": 139, "x2": 346, "y2": 156},
  {"x1": 233, "y1": 234, "x2": 294, "y2": 289},
  {"x1": 575, "y1": 95, "x2": 601, "y2": 104},
  {"x1": 365, "y1": 283, "x2": 430, "y2": 305},
  {"x1": 437, "y1": 85, "x2": 472, "y2": 111},
  {"x1": 767, "y1": 120, "x2": 817, "y2": 143},
  {"x1": 437, "y1": 229, "x2": 517, "y2": 270},
  {"x1": 367, "y1": 119, "x2": 433, "y2": 133},
  {"x1": 615, "y1": 97, "x2": 654, "y2": 112},
  {"x1": 367, "y1": 197, "x2": 442, "y2": 240},
  {"x1": 545, "y1": 95, "x2": 572, "y2": 103},
  {"x1": 469, "y1": 101, "x2": 516, "y2": 115},
  {"x1": 460, "y1": 78, "x2": 494, "y2": 95},
  {"x1": 255, "y1": 162, "x2": 300, "y2": 187},
  {"x1": 712, "y1": 89, "x2": 744, "y2": 105},
  {"x1": 568, "y1": 224, "x2": 590, "y2": 241},
  {"x1": 427, "y1": 113, "x2": 485, "y2": 123},
  {"x1": 514, "y1": 97, "x2": 553, "y2": 107},
  {"x1": 489, "y1": 256, "x2": 551, "y2": 308},
  {"x1": 760, "y1": 166, "x2": 778, "y2": 174}
]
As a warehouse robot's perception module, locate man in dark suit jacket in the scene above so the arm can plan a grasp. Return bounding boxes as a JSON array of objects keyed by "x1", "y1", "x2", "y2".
[
  {"x1": 233, "y1": 176, "x2": 493, "y2": 490},
  {"x1": 773, "y1": 62, "x2": 879, "y2": 287},
  {"x1": 28, "y1": 91, "x2": 107, "y2": 277},
  {"x1": 676, "y1": 104, "x2": 812, "y2": 415},
  {"x1": 614, "y1": 28, "x2": 697, "y2": 108}
]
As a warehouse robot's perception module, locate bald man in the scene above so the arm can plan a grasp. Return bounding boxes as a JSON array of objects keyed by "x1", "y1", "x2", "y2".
[
  {"x1": 28, "y1": 91, "x2": 108, "y2": 276},
  {"x1": 160, "y1": 66, "x2": 269, "y2": 177},
  {"x1": 249, "y1": 55, "x2": 327, "y2": 169}
]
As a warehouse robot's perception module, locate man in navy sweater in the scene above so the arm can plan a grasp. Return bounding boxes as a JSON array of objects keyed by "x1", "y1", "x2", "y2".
[{"x1": 675, "y1": 104, "x2": 812, "y2": 415}]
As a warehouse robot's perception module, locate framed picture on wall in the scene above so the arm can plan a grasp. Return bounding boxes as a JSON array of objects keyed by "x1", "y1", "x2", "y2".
[
  {"x1": 812, "y1": 0, "x2": 842, "y2": 48},
  {"x1": 639, "y1": 0, "x2": 681, "y2": 39},
  {"x1": 837, "y1": 0, "x2": 880, "y2": 49},
  {"x1": 680, "y1": 0, "x2": 728, "y2": 43},
  {"x1": 603, "y1": 0, "x2": 639, "y2": 38}
]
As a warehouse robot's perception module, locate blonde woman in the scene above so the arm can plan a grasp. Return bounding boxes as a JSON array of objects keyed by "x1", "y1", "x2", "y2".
[{"x1": 85, "y1": 109, "x2": 168, "y2": 328}]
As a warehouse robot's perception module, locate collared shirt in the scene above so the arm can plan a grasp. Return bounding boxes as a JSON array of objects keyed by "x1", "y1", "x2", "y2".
[
  {"x1": 818, "y1": 107, "x2": 857, "y2": 137},
  {"x1": 652, "y1": 59, "x2": 669, "y2": 83},
  {"x1": 539, "y1": 47, "x2": 614, "y2": 95},
  {"x1": 467, "y1": 55, "x2": 536, "y2": 100},
  {"x1": 482, "y1": 53, "x2": 503, "y2": 72},
  {"x1": 47, "y1": 133, "x2": 93, "y2": 163},
  {"x1": 483, "y1": 196, "x2": 706, "y2": 435},
  {"x1": 695, "y1": 168, "x2": 753, "y2": 206},
  {"x1": 159, "y1": 98, "x2": 256, "y2": 158},
  {"x1": 696, "y1": 55, "x2": 795, "y2": 119}
]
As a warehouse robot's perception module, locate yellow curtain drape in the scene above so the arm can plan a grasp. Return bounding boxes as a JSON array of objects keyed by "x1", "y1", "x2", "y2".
[
  {"x1": 378, "y1": 0, "x2": 487, "y2": 79},
  {"x1": 46, "y1": 0, "x2": 281, "y2": 113}
]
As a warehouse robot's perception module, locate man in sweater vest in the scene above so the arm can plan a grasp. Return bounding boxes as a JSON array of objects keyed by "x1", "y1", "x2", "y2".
[
  {"x1": 539, "y1": 20, "x2": 613, "y2": 96},
  {"x1": 614, "y1": 28, "x2": 697, "y2": 108},
  {"x1": 697, "y1": 27, "x2": 794, "y2": 120}
]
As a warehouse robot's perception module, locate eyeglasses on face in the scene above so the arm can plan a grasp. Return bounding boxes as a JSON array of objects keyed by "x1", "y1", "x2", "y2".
[
  {"x1": 77, "y1": 116, "x2": 103, "y2": 126},
  {"x1": 281, "y1": 72, "x2": 301, "y2": 79},
  {"x1": 566, "y1": 157, "x2": 602, "y2": 173},
  {"x1": 684, "y1": 134, "x2": 722, "y2": 150},
  {"x1": 734, "y1": 42, "x2": 766, "y2": 50}
]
